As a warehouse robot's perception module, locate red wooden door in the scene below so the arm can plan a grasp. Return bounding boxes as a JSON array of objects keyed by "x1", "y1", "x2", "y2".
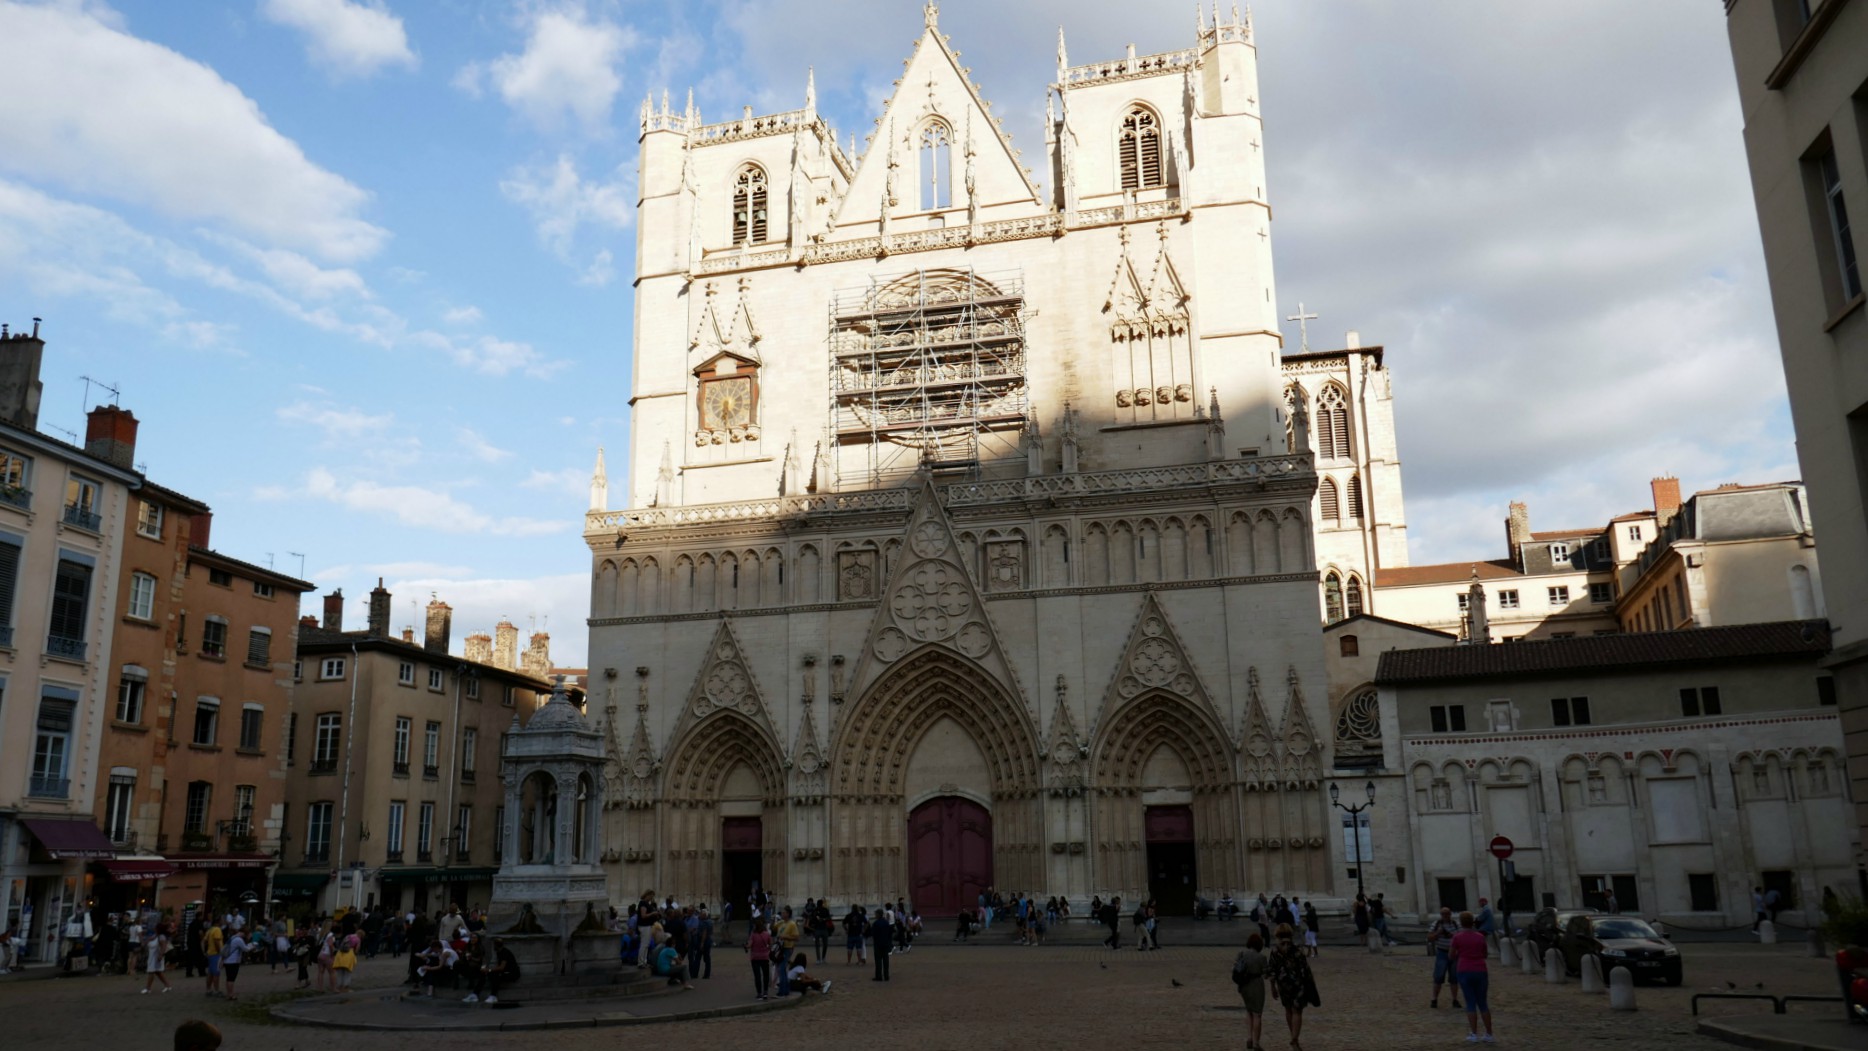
[{"x1": 907, "y1": 796, "x2": 992, "y2": 915}]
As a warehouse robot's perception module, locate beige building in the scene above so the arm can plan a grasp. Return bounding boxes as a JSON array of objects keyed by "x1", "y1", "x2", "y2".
[
  {"x1": 0, "y1": 326, "x2": 141, "y2": 963},
  {"x1": 1724, "y1": 0, "x2": 1868, "y2": 852},
  {"x1": 1617, "y1": 480, "x2": 1823, "y2": 634},
  {"x1": 275, "y1": 584, "x2": 550, "y2": 915},
  {"x1": 1377, "y1": 622, "x2": 1850, "y2": 927}
]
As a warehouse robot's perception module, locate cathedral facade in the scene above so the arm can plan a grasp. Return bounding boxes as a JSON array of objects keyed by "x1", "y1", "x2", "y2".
[{"x1": 584, "y1": 5, "x2": 1341, "y2": 912}]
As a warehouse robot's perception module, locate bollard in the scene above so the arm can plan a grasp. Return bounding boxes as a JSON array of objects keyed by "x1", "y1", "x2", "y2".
[
  {"x1": 1521, "y1": 940, "x2": 1540, "y2": 975},
  {"x1": 1368, "y1": 934, "x2": 1383, "y2": 954},
  {"x1": 1809, "y1": 928, "x2": 1827, "y2": 958},
  {"x1": 1580, "y1": 952, "x2": 1605, "y2": 993},
  {"x1": 1544, "y1": 947, "x2": 1566, "y2": 983},
  {"x1": 1487, "y1": 932, "x2": 1500, "y2": 959},
  {"x1": 1499, "y1": 936, "x2": 1519, "y2": 969},
  {"x1": 1608, "y1": 966, "x2": 1637, "y2": 1010},
  {"x1": 1759, "y1": 920, "x2": 1778, "y2": 945}
]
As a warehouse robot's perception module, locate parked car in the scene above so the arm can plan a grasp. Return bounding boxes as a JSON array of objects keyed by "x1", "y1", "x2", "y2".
[
  {"x1": 1558, "y1": 914, "x2": 1682, "y2": 986},
  {"x1": 1527, "y1": 908, "x2": 1593, "y2": 961}
]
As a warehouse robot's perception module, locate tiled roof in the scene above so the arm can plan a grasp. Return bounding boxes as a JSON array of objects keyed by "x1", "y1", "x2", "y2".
[
  {"x1": 140, "y1": 479, "x2": 210, "y2": 514},
  {"x1": 1528, "y1": 528, "x2": 1601, "y2": 541},
  {"x1": 296, "y1": 625, "x2": 552, "y2": 686},
  {"x1": 1325, "y1": 613, "x2": 1458, "y2": 640},
  {"x1": 1609, "y1": 511, "x2": 1655, "y2": 523},
  {"x1": 189, "y1": 546, "x2": 313, "y2": 591},
  {"x1": 1376, "y1": 620, "x2": 1830, "y2": 685},
  {"x1": 1375, "y1": 560, "x2": 1520, "y2": 588}
]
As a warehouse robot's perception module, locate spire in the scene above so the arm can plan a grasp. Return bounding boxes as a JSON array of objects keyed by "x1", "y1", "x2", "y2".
[
  {"x1": 653, "y1": 441, "x2": 674, "y2": 507},
  {"x1": 1056, "y1": 26, "x2": 1068, "y2": 81},
  {"x1": 804, "y1": 65, "x2": 816, "y2": 116},
  {"x1": 589, "y1": 446, "x2": 608, "y2": 512},
  {"x1": 684, "y1": 88, "x2": 695, "y2": 124},
  {"x1": 1196, "y1": 2, "x2": 1206, "y2": 33}
]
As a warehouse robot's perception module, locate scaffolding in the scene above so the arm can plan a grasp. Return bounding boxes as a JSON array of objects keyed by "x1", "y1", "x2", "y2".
[{"x1": 828, "y1": 267, "x2": 1029, "y2": 486}]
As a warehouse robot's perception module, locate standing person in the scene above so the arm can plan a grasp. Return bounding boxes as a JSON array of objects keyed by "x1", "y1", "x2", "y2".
[
  {"x1": 1451, "y1": 911, "x2": 1494, "y2": 1043},
  {"x1": 843, "y1": 905, "x2": 868, "y2": 965},
  {"x1": 1302, "y1": 900, "x2": 1320, "y2": 958},
  {"x1": 201, "y1": 915, "x2": 224, "y2": 997},
  {"x1": 1352, "y1": 895, "x2": 1369, "y2": 946},
  {"x1": 1231, "y1": 933, "x2": 1269, "y2": 1051},
  {"x1": 1371, "y1": 894, "x2": 1393, "y2": 946},
  {"x1": 316, "y1": 926, "x2": 339, "y2": 993},
  {"x1": 332, "y1": 932, "x2": 358, "y2": 991},
  {"x1": 1428, "y1": 906, "x2": 1463, "y2": 1009},
  {"x1": 1251, "y1": 897, "x2": 1271, "y2": 946},
  {"x1": 1752, "y1": 887, "x2": 1768, "y2": 932},
  {"x1": 690, "y1": 906, "x2": 714, "y2": 980},
  {"x1": 773, "y1": 907, "x2": 800, "y2": 996},
  {"x1": 1267, "y1": 924, "x2": 1318, "y2": 1051},
  {"x1": 220, "y1": 928, "x2": 246, "y2": 1002},
  {"x1": 141, "y1": 924, "x2": 172, "y2": 994},
  {"x1": 746, "y1": 919, "x2": 773, "y2": 1001},
  {"x1": 1764, "y1": 886, "x2": 1783, "y2": 925},
  {"x1": 1100, "y1": 896, "x2": 1122, "y2": 950},
  {"x1": 977, "y1": 891, "x2": 991, "y2": 931},
  {"x1": 184, "y1": 912, "x2": 206, "y2": 978},
  {"x1": 870, "y1": 905, "x2": 893, "y2": 981},
  {"x1": 1604, "y1": 888, "x2": 1619, "y2": 916},
  {"x1": 814, "y1": 901, "x2": 833, "y2": 962}
]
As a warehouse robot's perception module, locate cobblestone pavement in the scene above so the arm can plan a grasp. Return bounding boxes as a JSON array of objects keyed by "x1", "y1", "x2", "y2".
[{"x1": 0, "y1": 940, "x2": 1841, "y2": 1049}]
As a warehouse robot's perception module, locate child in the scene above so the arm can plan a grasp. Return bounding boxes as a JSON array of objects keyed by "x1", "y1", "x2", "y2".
[
  {"x1": 333, "y1": 933, "x2": 359, "y2": 991},
  {"x1": 787, "y1": 952, "x2": 831, "y2": 994},
  {"x1": 221, "y1": 930, "x2": 247, "y2": 1001}
]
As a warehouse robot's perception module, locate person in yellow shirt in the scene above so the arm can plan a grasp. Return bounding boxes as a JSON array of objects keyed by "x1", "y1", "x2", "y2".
[
  {"x1": 773, "y1": 908, "x2": 801, "y2": 997},
  {"x1": 202, "y1": 918, "x2": 225, "y2": 997}
]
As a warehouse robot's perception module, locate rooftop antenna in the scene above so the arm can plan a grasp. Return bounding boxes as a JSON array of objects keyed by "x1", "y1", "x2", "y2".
[
  {"x1": 288, "y1": 551, "x2": 306, "y2": 578},
  {"x1": 265, "y1": 552, "x2": 275, "y2": 569},
  {"x1": 46, "y1": 423, "x2": 78, "y2": 444},
  {"x1": 79, "y1": 374, "x2": 120, "y2": 412}
]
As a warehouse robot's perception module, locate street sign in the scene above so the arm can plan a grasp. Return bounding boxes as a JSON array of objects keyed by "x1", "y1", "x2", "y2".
[{"x1": 1489, "y1": 835, "x2": 1514, "y2": 860}]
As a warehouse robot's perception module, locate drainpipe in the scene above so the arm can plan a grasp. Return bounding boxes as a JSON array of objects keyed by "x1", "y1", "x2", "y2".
[
  {"x1": 443, "y1": 665, "x2": 466, "y2": 878},
  {"x1": 334, "y1": 643, "x2": 360, "y2": 907}
]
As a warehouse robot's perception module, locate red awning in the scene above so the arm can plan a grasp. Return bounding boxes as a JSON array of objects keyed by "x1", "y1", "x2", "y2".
[
  {"x1": 167, "y1": 853, "x2": 273, "y2": 871},
  {"x1": 20, "y1": 818, "x2": 117, "y2": 860},
  {"x1": 100, "y1": 858, "x2": 177, "y2": 881}
]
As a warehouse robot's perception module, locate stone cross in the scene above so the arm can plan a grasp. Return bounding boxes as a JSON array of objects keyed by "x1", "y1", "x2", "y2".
[{"x1": 1286, "y1": 302, "x2": 1318, "y2": 352}]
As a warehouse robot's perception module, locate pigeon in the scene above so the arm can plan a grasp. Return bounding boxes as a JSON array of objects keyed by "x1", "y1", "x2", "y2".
[
  {"x1": 1098, "y1": 961, "x2": 1108, "y2": 970},
  {"x1": 1756, "y1": 982, "x2": 1765, "y2": 990},
  {"x1": 1726, "y1": 981, "x2": 1736, "y2": 990},
  {"x1": 1171, "y1": 979, "x2": 1184, "y2": 988}
]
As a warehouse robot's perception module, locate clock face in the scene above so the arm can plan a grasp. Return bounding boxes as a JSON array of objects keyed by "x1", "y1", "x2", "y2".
[{"x1": 701, "y1": 376, "x2": 753, "y2": 430}]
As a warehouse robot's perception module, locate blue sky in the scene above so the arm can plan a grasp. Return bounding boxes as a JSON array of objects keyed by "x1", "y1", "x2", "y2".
[{"x1": 0, "y1": 1, "x2": 1795, "y2": 665}]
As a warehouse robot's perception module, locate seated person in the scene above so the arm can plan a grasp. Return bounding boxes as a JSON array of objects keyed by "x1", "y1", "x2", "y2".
[
  {"x1": 416, "y1": 939, "x2": 458, "y2": 998},
  {"x1": 467, "y1": 938, "x2": 520, "y2": 1003},
  {"x1": 787, "y1": 952, "x2": 831, "y2": 994},
  {"x1": 649, "y1": 942, "x2": 688, "y2": 987},
  {"x1": 1218, "y1": 893, "x2": 1237, "y2": 920}
]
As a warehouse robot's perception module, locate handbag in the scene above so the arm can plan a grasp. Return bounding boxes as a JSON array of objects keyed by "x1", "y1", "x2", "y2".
[{"x1": 333, "y1": 948, "x2": 357, "y2": 970}]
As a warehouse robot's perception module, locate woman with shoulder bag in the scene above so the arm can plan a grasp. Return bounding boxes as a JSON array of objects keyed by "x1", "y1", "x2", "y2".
[
  {"x1": 141, "y1": 925, "x2": 172, "y2": 994},
  {"x1": 1268, "y1": 923, "x2": 1319, "y2": 1051},
  {"x1": 746, "y1": 919, "x2": 774, "y2": 1001},
  {"x1": 316, "y1": 928, "x2": 339, "y2": 992},
  {"x1": 1232, "y1": 933, "x2": 1269, "y2": 1050}
]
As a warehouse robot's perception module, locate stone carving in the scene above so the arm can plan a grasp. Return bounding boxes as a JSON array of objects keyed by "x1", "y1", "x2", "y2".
[
  {"x1": 1280, "y1": 667, "x2": 1323, "y2": 786},
  {"x1": 1239, "y1": 667, "x2": 1279, "y2": 787},
  {"x1": 838, "y1": 550, "x2": 878, "y2": 600},
  {"x1": 666, "y1": 617, "x2": 783, "y2": 756},
  {"x1": 1096, "y1": 591, "x2": 1222, "y2": 734},
  {"x1": 984, "y1": 540, "x2": 1024, "y2": 592}
]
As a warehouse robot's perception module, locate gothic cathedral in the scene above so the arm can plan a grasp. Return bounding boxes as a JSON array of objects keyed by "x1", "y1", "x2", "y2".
[{"x1": 585, "y1": 5, "x2": 1350, "y2": 912}]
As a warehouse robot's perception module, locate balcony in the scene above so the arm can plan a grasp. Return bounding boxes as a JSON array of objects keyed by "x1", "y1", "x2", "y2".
[
  {"x1": 45, "y1": 634, "x2": 86, "y2": 661},
  {"x1": 454, "y1": 849, "x2": 471, "y2": 864},
  {"x1": 385, "y1": 851, "x2": 403, "y2": 863},
  {"x1": 392, "y1": 761, "x2": 410, "y2": 776},
  {"x1": 422, "y1": 765, "x2": 438, "y2": 780},
  {"x1": 27, "y1": 774, "x2": 69, "y2": 798},
  {"x1": 228, "y1": 834, "x2": 258, "y2": 853},
  {"x1": 460, "y1": 769, "x2": 475, "y2": 784},
  {"x1": 308, "y1": 759, "x2": 337, "y2": 774},
  {"x1": 0, "y1": 487, "x2": 29, "y2": 512},
  {"x1": 303, "y1": 848, "x2": 329, "y2": 864},
  {"x1": 62, "y1": 503, "x2": 101, "y2": 532},
  {"x1": 416, "y1": 849, "x2": 432, "y2": 863},
  {"x1": 181, "y1": 831, "x2": 213, "y2": 852}
]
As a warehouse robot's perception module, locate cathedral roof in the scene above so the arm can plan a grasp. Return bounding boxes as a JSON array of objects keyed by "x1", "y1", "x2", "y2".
[
  {"x1": 1375, "y1": 619, "x2": 1830, "y2": 686},
  {"x1": 1374, "y1": 560, "x2": 1519, "y2": 588}
]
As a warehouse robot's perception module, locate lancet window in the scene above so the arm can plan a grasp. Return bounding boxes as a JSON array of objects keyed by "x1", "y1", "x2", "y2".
[
  {"x1": 1316, "y1": 384, "x2": 1352, "y2": 460},
  {"x1": 732, "y1": 164, "x2": 769, "y2": 245},
  {"x1": 920, "y1": 120, "x2": 952, "y2": 211},
  {"x1": 1119, "y1": 106, "x2": 1164, "y2": 191},
  {"x1": 1319, "y1": 477, "x2": 1340, "y2": 522},
  {"x1": 1324, "y1": 571, "x2": 1345, "y2": 623}
]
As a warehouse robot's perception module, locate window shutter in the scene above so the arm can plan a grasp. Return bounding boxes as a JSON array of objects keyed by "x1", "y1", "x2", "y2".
[
  {"x1": 1119, "y1": 129, "x2": 1139, "y2": 191},
  {"x1": 1319, "y1": 478, "x2": 1340, "y2": 521},
  {"x1": 1347, "y1": 475, "x2": 1364, "y2": 519},
  {"x1": 247, "y1": 629, "x2": 271, "y2": 665},
  {"x1": 0, "y1": 538, "x2": 18, "y2": 626},
  {"x1": 1139, "y1": 126, "x2": 1162, "y2": 188}
]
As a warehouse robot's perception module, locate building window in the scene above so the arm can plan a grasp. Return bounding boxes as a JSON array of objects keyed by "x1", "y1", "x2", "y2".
[
  {"x1": 1456, "y1": 593, "x2": 1470, "y2": 612},
  {"x1": 1339, "y1": 634, "x2": 1360, "y2": 658},
  {"x1": 455, "y1": 805, "x2": 472, "y2": 861},
  {"x1": 461, "y1": 727, "x2": 478, "y2": 779},
  {"x1": 0, "y1": 449, "x2": 32, "y2": 500},
  {"x1": 1347, "y1": 475, "x2": 1364, "y2": 519},
  {"x1": 319, "y1": 657, "x2": 346, "y2": 680},
  {"x1": 1497, "y1": 590, "x2": 1520, "y2": 610},
  {"x1": 1487, "y1": 700, "x2": 1514, "y2": 732},
  {"x1": 466, "y1": 677, "x2": 480, "y2": 700},
  {"x1": 30, "y1": 694, "x2": 75, "y2": 797},
  {"x1": 116, "y1": 666, "x2": 147, "y2": 723},
  {"x1": 1319, "y1": 477, "x2": 1340, "y2": 522},
  {"x1": 1815, "y1": 145, "x2": 1863, "y2": 303},
  {"x1": 252, "y1": 581, "x2": 274, "y2": 599},
  {"x1": 183, "y1": 781, "x2": 211, "y2": 834},
  {"x1": 1346, "y1": 575, "x2": 1365, "y2": 617},
  {"x1": 504, "y1": 685, "x2": 515, "y2": 707},
  {"x1": 136, "y1": 500, "x2": 163, "y2": 538},
  {"x1": 1688, "y1": 873, "x2": 1719, "y2": 912},
  {"x1": 232, "y1": 784, "x2": 255, "y2": 835},
  {"x1": 192, "y1": 697, "x2": 219, "y2": 746},
  {"x1": 387, "y1": 800, "x2": 406, "y2": 859},
  {"x1": 1315, "y1": 385, "x2": 1352, "y2": 460},
  {"x1": 105, "y1": 772, "x2": 136, "y2": 844},
  {"x1": 63, "y1": 474, "x2": 102, "y2": 530},
  {"x1": 1674, "y1": 579, "x2": 1690, "y2": 620},
  {"x1": 1590, "y1": 538, "x2": 1609, "y2": 563},
  {"x1": 1118, "y1": 106, "x2": 1164, "y2": 191},
  {"x1": 494, "y1": 806, "x2": 505, "y2": 863},
  {"x1": 919, "y1": 119, "x2": 952, "y2": 210},
  {"x1": 417, "y1": 801, "x2": 434, "y2": 861},
  {"x1": 428, "y1": 668, "x2": 444, "y2": 692},
  {"x1": 245, "y1": 628, "x2": 271, "y2": 666},
  {"x1": 127, "y1": 571, "x2": 156, "y2": 620},
  {"x1": 423, "y1": 720, "x2": 440, "y2": 777},
  {"x1": 1548, "y1": 585, "x2": 1570, "y2": 606},
  {"x1": 49, "y1": 557, "x2": 93, "y2": 656},
  {"x1": 284, "y1": 712, "x2": 297, "y2": 765},
  {"x1": 1589, "y1": 582, "x2": 1613, "y2": 604},
  {"x1": 1429, "y1": 704, "x2": 1467, "y2": 733},
  {"x1": 1627, "y1": 524, "x2": 1642, "y2": 542},
  {"x1": 0, "y1": 534, "x2": 19, "y2": 638},
  {"x1": 312, "y1": 712, "x2": 341, "y2": 771},
  {"x1": 397, "y1": 661, "x2": 414, "y2": 686},
  {"x1": 731, "y1": 164, "x2": 768, "y2": 245},
  {"x1": 1549, "y1": 543, "x2": 1570, "y2": 563},
  {"x1": 200, "y1": 617, "x2": 227, "y2": 659},
  {"x1": 239, "y1": 703, "x2": 263, "y2": 751},
  {"x1": 1323, "y1": 571, "x2": 1344, "y2": 623},
  {"x1": 207, "y1": 568, "x2": 233, "y2": 587},
  {"x1": 393, "y1": 716, "x2": 411, "y2": 773},
  {"x1": 305, "y1": 801, "x2": 332, "y2": 862},
  {"x1": 1680, "y1": 686, "x2": 1723, "y2": 717},
  {"x1": 1819, "y1": 675, "x2": 1838, "y2": 706},
  {"x1": 1551, "y1": 696, "x2": 1591, "y2": 727}
]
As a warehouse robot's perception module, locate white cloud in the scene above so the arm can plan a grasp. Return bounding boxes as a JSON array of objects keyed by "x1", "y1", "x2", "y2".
[
  {"x1": 260, "y1": 0, "x2": 417, "y2": 79},
  {"x1": 442, "y1": 305, "x2": 483, "y2": 325},
  {"x1": 288, "y1": 467, "x2": 568, "y2": 537},
  {"x1": 521, "y1": 466, "x2": 588, "y2": 500},
  {"x1": 0, "y1": 2, "x2": 386, "y2": 261},
  {"x1": 277, "y1": 400, "x2": 394, "y2": 440},
  {"x1": 456, "y1": 3, "x2": 633, "y2": 132},
  {"x1": 458, "y1": 426, "x2": 514, "y2": 463},
  {"x1": 385, "y1": 571, "x2": 591, "y2": 665},
  {"x1": 500, "y1": 153, "x2": 632, "y2": 283}
]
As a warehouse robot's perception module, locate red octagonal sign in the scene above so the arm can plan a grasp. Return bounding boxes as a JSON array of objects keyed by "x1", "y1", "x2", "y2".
[{"x1": 1489, "y1": 835, "x2": 1514, "y2": 860}]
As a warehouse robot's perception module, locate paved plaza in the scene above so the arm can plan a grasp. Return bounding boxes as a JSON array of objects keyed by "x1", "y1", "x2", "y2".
[{"x1": 0, "y1": 937, "x2": 1851, "y2": 1050}]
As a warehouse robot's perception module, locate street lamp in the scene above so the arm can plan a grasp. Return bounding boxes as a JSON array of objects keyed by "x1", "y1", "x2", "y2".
[{"x1": 1330, "y1": 780, "x2": 1378, "y2": 904}]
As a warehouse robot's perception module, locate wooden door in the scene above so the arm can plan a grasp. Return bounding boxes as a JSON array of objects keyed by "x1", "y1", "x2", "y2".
[{"x1": 907, "y1": 796, "x2": 992, "y2": 915}]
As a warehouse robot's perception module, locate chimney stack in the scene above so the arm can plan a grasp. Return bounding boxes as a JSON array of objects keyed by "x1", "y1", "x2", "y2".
[
  {"x1": 1651, "y1": 476, "x2": 1682, "y2": 524},
  {"x1": 425, "y1": 597, "x2": 453, "y2": 654},
  {"x1": 188, "y1": 511, "x2": 212, "y2": 550},
  {"x1": 299, "y1": 614, "x2": 319, "y2": 631},
  {"x1": 84, "y1": 404, "x2": 139, "y2": 470},
  {"x1": 1505, "y1": 501, "x2": 1531, "y2": 562},
  {"x1": 0, "y1": 323, "x2": 46, "y2": 428},
  {"x1": 493, "y1": 620, "x2": 519, "y2": 670},
  {"x1": 521, "y1": 632, "x2": 551, "y2": 679},
  {"x1": 367, "y1": 578, "x2": 391, "y2": 637},
  {"x1": 322, "y1": 589, "x2": 344, "y2": 631},
  {"x1": 464, "y1": 632, "x2": 493, "y2": 664}
]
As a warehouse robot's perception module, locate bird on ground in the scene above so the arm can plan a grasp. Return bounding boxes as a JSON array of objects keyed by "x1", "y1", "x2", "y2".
[
  {"x1": 1726, "y1": 981, "x2": 1736, "y2": 990},
  {"x1": 1171, "y1": 978, "x2": 1184, "y2": 988},
  {"x1": 1098, "y1": 961, "x2": 1107, "y2": 970}
]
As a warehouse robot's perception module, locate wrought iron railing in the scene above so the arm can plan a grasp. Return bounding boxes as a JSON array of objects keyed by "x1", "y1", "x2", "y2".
[
  {"x1": 45, "y1": 634, "x2": 86, "y2": 660},
  {"x1": 62, "y1": 503, "x2": 102, "y2": 531}
]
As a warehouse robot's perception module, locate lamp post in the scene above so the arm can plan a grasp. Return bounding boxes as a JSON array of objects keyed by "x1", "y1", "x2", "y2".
[{"x1": 1330, "y1": 780, "x2": 1377, "y2": 903}]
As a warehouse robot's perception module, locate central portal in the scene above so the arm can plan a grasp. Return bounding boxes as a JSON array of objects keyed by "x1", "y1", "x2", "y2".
[
  {"x1": 1145, "y1": 804, "x2": 1197, "y2": 916},
  {"x1": 907, "y1": 796, "x2": 992, "y2": 915}
]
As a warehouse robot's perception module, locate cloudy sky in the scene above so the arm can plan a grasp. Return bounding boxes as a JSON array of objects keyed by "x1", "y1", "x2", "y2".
[{"x1": 0, "y1": 0, "x2": 1790, "y2": 664}]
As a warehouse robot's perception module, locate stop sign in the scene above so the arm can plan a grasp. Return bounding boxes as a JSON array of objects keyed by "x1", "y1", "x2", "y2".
[{"x1": 1489, "y1": 836, "x2": 1514, "y2": 860}]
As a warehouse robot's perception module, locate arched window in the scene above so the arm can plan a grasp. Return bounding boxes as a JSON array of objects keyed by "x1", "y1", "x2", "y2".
[
  {"x1": 920, "y1": 121, "x2": 952, "y2": 210},
  {"x1": 1334, "y1": 689, "x2": 1381, "y2": 753},
  {"x1": 1339, "y1": 634, "x2": 1360, "y2": 657},
  {"x1": 1347, "y1": 474, "x2": 1365, "y2": 519},
  {"x1": 1346, "y1": 574, "x2": 1365, "y2": 618},
  {"x1": 1318, "y1": 477, "x2": 1340, "y2": 522},
  {"x1": 732, "y1": 165, "x2": 768, "y2": 245},
  {"x1": 1118, "y1": 106, "x2": 1164, "y2": 191},
  {"x1": 1316, "y1": 385, "x2": 1352, "y2": 460},
  {"x1": 1324, "y1": 571, "x2": 1344, "y2": 623}
]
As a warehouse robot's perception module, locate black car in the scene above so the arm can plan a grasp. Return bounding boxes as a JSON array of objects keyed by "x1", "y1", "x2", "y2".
[
  {"x1": 1557, "y1": 914, "x2": 1682, "y2": 985},
  {"x1": 1526, "y1": 907, "x2": 1592, "y2": 961}
]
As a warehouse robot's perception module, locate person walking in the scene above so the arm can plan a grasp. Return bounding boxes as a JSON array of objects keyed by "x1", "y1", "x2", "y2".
[
  {"x1": 1752, "y1": 886, "x2": 1767, "y2": 932},
  {"x1": 1428, "y1": 905, "x2": 1463, "y2": 1009},
  {"x1": 813, "y1": 900, "x2": 833, "y2": 962},
  {"x1": 1301, "y1": 900, "x2": 1320, "y2": 958},
  {"x1": 1267, "y1": 924, "x2": 1318, "y2": 1051},
  {"x1": 746, "y1": 919, "x2": 774, "y2": 1001},
  {"x1": 220, "y1": 929, "x2": 246, "y2": 1001},
  {"x1": 1371, "y1": 893, "x2": 1394, "y2": 946},
  {"x1": 1452, "y1": 911, "x2": 1494, "y2": 1043},
  {"x1": 1352, "y1": 894, "x2": 1370, "y2": 946},
  {"x1": 1100, "y1": 896, "x2": 1122, "y2": 950},
  {"x1": 141, "y1": 924, "x2": 172, "y2": 994},
  {"x1": 201, "y1": 916, "x2": 224, "y2": 998},
  {"x1": 843, "y1": 905, "x2": 868, "y2": 966},
  {"x1": 870, "y1": 905, "x2": 893, "y2": 981},
  {"x1": 1232, "y1": 932, "x2": 1269, "y2": 1051}
]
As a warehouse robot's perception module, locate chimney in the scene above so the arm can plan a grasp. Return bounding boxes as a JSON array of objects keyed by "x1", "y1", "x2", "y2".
[
  {"x1": 1651, "y1": 476, "x2": 1682, "y2": 524},
  {"x1": 322, "y1": 589, "x2": 344, "y2": 631},
  {"x1": 493, "y1": 620, "x2": 519, "y2": 670},
  {"x1": 464, "y1": 632, "x2": 493, "y2": 664},
  {"x1": 84, "y1": 404, "x2": 139, "y2": 470},
  {"x1": 425, "y1": 597, "x2": 453, "y2": 654},
  {"x1": 188, "y1": 511, "x2": 212, "y2": 551},
  {"x1": 367, "y1": 578, "x2": 391, "y2": 637},
  {"x1": 1505, "y1": 501, "x2": 1531, "y2": 560},
  {"x1": 299, "y1": 614, "x2": 319, "y2": 631},
  {"x1": 1345, "y1": 330, "x2": 1361, "y2": 350},
  {"x1": 401, "y1": 627, "x2": 415, "y2": 643},
  {"x1": 0, "y1": 323, "x2": 46, "y2": 428},
  {"x1": 521, "y1": 632, "x2": 551, "y2": 679}
]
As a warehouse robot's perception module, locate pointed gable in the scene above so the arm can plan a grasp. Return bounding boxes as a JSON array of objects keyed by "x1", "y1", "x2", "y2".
[
  {"x1": 1279, "y1": 666, "x2": 1323, "y2": 787},
  {"x1": 831, "y1": 9, "x2": 1041, "y2": 231},
  {"x1": 666, "y1": 617, "x2": 785, "y2": 759},
  {"x1": 1238, "y1": 666, "x2": 1280, "y2": 788},
  {"x1": 1091, "y1": 590, "x2": 1224, "y2": 734},
  {"x1": 690, "y1": 277, "x2": 763, "y2": 361}
]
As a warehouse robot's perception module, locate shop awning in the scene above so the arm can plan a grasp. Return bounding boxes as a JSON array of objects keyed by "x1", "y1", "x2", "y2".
[
  {"x1": 100, "y1": 858, "x2": 178, "y2": 881},
  {"x1": 379, "y1": 866, "x2": 498, "y2": 884},
  {"x1": 270, "y1": 872, "x2": 330, "y2": 891},
  {"x1": 21, "y1": 818, "x2": 117, "y2": 859},
  {"x1": 168, "y1": 853, "x2": 274, "y2": 870}
]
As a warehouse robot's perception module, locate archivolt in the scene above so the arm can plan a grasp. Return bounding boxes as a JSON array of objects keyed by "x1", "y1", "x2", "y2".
[
  {"x1": 1094, "y1": 689, "x2": 1235, "y2": 793},
  {"x1": 661, "y1": 709, "x2": 786, "y2": 805},
  {"x1": 832, "y1": 646, "x2": 1040, "y2": 798}
]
